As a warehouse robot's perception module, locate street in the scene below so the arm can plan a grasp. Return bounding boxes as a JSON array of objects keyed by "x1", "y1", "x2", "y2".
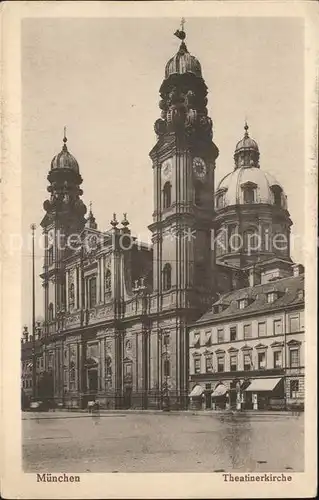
[{"x1": 23, "y1": 411, "x2": 304, "y2": 473}]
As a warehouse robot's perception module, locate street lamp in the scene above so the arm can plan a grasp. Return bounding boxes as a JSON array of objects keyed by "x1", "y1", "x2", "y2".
[
  {"x1": 161, "y1": 329, "x2": 170, "y2": 412},
  {"x1": 30, "y1": 223, "x2": 37, "y2": 400},
  {"x1": 133, "y1": 277, "x2": 149, "y2": 409}
]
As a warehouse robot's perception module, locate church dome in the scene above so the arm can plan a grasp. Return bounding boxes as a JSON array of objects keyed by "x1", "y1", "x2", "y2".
[
  {"x1": 165, "y1": 41, "x2": 202, "y2": 79},
  {"x1": 51, "y1": 136, "x2": 79, "y2": 173},
  {"x1": 235, "y1": 134, "x2": 259, "y2": 155},
  {"x1": 215, "y1": 125, "x2": 288, "y2": 211}
]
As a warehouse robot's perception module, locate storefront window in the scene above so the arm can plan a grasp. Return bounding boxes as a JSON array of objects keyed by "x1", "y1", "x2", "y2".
[
  {"x1": 217, "y1": 329, "x2": 224, "y2": 343},
  {"x1": 273, "y1": 350, "x2": 282, "y2": 368},
  {"x1": 205, "y1": 355, "x2": 213, "y2": 373},
  {"x1": 217, "y1": 356, "x2": 224, "y2": 372},
  {"x1": 289, "y1": 348, "x2": 300, "y2": 368},
  {"x1": 244, "y1": 353, "x2": 251, "y2": 371},
  {"x1": 258, "y1": 322, "x2": 266, "y2": 337},
  {"x1": 194, "y1": 358, "x2": 201, "y2": 374},
  {"x1": 258, "y1": 351, "x2": 266, "y2": 370},
  {"x1": 273, "y1": 319, "x2": 282, "y2": 335},
  {"x1": 289, "y1": 315, "x2": 300, "y2": 333},
  {"x1": 230, "y1": 355, "x2": 237, "y2": 372},
  {"x1": 290, "y1": 380, "x2": 299, "y2": 398},
  {"x1": 230, "y1": 326, "x2": 237, "y2": 341},
  {"x1": 244, "y1": 324, "x2": 252, "y2": 339}
]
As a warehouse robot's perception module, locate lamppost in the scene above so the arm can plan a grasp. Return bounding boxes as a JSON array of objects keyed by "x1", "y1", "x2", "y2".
[
  {"x1": 30, "y1": 223, "x2": 37, "y2": 400},
  {"x1": 161, "y1": 329, "x2": 170, "y2": 412},
  {"x1": 56, "y1": 307, "x2": 66, "y2": 406},
  {"x1": 133, "y1": 277, "x2": 149, "y2": 409}
]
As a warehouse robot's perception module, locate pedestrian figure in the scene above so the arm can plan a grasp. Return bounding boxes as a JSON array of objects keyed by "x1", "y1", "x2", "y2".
[{"x1": 92, "y1": 399, "x2": 101, "y2": 425}]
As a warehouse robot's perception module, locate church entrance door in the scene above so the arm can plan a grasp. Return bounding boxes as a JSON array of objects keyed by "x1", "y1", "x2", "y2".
[{"x1": 123, "y1": 386, "x2": 132, "y2": 409}]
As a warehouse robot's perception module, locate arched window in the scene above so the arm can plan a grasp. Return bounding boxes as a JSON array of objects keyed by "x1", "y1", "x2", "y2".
[
  {"x1": 69, "y1": 283, "x2": 75, "y2": 310},
  {"x1": 88, "y1": 277, "x2": 97, "y2": 308},
  {"x1": 242, "y1": 183, "x2": 256, "y2": 204},
  {"x1": 163, "y1": 358, "x2": 170, "y2": 377},
  {"x1": 271, "y1": 185, "x2": 283, "y2": 208},
  {"x1": 163, "y1": 264, "x2": 172, "y2": 291},
  {"x1": 216, "y1": 194, "x2": 224, "y2": 209},
  {"x1": 194, "y1": 181, "x2": 203, "y2": 206},
  {"x1": 48, "y1": 246, "x2": 54, "y2": 266},
  {"x1": 48, "y1": 303, "x2": 54, "y2": 322},
  {"x1": 104, "y1": 269, "x2": 111, "y2": 295},
  {"x1": 163, "y1": 182, "x2": 172, "y2": 209}
]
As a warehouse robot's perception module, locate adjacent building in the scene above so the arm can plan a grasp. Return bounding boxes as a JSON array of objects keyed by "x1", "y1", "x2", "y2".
[{"x1": 189, "y1": 263, "x2": 304, "y2": 410}]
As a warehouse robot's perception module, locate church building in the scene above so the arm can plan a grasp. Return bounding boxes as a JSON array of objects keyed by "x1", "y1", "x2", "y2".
[{"x1": 21, "y1": 27, "x2": 304, "y2": 411}]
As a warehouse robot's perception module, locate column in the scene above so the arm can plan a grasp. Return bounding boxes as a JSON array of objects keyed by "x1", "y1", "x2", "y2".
[
  {"x1": 84, "y1": 278, "x2": 87, "y2": 309},
  {"x1": 78, "y1": 268, "x2": 82, "y2": 309},
  {"x1": 101, "y1": 255, "x2": 105, "y2": 303},
  {"x1": 74, "y1": 267, "x2": 78, "y2": 309},
  {"x1": 65, "y1": 270, "x2": 69, "y2": 311},
  {"x1": 97, "y1": 259, "x2": 101, "y2": 303}
]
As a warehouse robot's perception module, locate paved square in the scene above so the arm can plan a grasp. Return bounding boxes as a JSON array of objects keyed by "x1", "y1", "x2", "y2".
[{"x1": 23, "y1": 411, "x2": 304, "y2": 473}]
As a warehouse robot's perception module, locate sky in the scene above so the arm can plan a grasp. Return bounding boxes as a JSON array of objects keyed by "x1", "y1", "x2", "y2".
[{"x1": 21, "y1": 17, "x2": 305, "y2": 328}]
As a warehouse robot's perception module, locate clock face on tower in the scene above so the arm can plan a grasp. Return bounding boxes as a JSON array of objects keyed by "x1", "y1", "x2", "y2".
[
  {"x1": 162, "y1": 159, "x2": 172, "y2": 180},
  {"x1": 192, "y1": 157, "x2": 207, "y2": 180}
]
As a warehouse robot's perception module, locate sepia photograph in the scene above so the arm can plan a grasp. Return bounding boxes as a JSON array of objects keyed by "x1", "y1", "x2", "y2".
[{"x1": 1, "y1": 1, "x2": 318, "y2": 499}]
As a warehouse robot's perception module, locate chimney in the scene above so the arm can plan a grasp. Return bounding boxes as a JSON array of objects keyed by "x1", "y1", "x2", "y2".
[
  {"x1": 248, "y1": 267, "x2": 261, "y2": 287},
  {"x1": 292, "y1": 263, "x2": 304, "y2": 277}
]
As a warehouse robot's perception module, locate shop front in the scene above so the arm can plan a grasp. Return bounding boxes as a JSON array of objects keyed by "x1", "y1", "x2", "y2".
[
  {"x1": 211, "y1": 383, "x2": 228, "y2": 410},
  {"x1": 243, "y1": 377, "x2": 283, "y2": 410},
  {"x1": 189, "y1": 384, "x2": 205, "y2": 410}
]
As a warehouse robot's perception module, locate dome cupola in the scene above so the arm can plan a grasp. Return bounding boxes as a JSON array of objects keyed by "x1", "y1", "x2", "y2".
[
  {"x1": 165, "y1": 33, "x2": 202, "y2": 79},
  {"x1": 234, "y1": 122, "x2": 260, "y2": 169},
  {"x1": 51, "y1": 132, "x2": 80, "y2": 174},
  {"x1": 215, "y1": 124, "x2": 288, "y2": 211}
]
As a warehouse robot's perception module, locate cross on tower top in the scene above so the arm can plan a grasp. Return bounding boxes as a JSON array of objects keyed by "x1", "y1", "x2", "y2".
[
  {"x1": 174, "y1": 18, "x2": 186, "y2": 41},
  {"x1": 63, "y1": 126, "x2": 67, "y2": 143}
]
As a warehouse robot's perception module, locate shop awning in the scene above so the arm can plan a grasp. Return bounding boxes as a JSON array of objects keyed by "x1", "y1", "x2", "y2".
[
  {"x1": 211, "y1": 384, "x2": 227, "y2": 398},
  {"x1": 189, "y1": 385, "x2": 204, "y2": 397},
  {"x1": 244, "y1": 378, "x2": 282, "y2": 392}
]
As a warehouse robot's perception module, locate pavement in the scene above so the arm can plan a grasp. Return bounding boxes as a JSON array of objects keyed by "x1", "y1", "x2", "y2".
[{"x1": 22, "y1": 410, "x2": 304, "y2": 473}]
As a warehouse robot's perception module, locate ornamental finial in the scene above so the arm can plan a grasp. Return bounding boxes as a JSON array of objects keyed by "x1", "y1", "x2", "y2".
[
  {"x1": 63, "y1": 126, "x2": 68, "y2": 150},
  {"x1": 121, "y1": 212, "x2": 129, "y2": 227},
  {"x1": 174, "y1": 18, "x2": 186, "y2": 41},
  {"x1": 110, "y1": 212, "x2": 118, "y2": 228},
  {"x1": 244, "y1": 120, "x2": 249, "y2": 138}
]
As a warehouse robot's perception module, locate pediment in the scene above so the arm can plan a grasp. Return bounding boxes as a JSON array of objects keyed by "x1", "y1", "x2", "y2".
[
  {"x1": 287, "y1": 339, "x2": 301, "y2": 346},
  {"x1": 271, "y1": 341, "x2": 284, "y2": 348},
  {"x1": 255, "y1": 343, "x2": 268, "y2": 350},
  {"x1": 215, "y1": 349, "x2": 225, "y2": 354},
  {"x1": 241, "y1": 344, "x2": 253, "y2": 351},
  {"x1": 228, "y1": 347, "x2": 238, "y2": 353}
]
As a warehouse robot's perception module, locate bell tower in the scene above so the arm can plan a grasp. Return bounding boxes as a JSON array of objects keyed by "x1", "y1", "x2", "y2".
[
  {"x1": 40, "y1": 132, "x2": 87, "y2": 335},
  {"x1": 148, "y1": 26, "x2": 219, "y2": 408},
  {"x1": 149, "y1": 26, "x2": 219, "y2": 311}
]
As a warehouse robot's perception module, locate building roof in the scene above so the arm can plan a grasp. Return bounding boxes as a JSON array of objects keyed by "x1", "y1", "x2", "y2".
[
  {"x1": 51, "y1": 135, "x2": 79, "y2": 173},
  {"x1": 193, "y1": 274, "x2": 304, "y2": 326},
  {"x1": 215, "y1": 123, "x2": 288, "y2": 210},
  {"x1": 215, "y1": 166, "x2": 287, "y2": 209},
  {"x1": 165, "y1": 41, "x2": 202, "y2": 79}
]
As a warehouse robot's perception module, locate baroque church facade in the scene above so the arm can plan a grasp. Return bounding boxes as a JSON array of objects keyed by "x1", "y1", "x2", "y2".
[{"x1": 21, "y1": 28, "x2": 303, "y2": 410}]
